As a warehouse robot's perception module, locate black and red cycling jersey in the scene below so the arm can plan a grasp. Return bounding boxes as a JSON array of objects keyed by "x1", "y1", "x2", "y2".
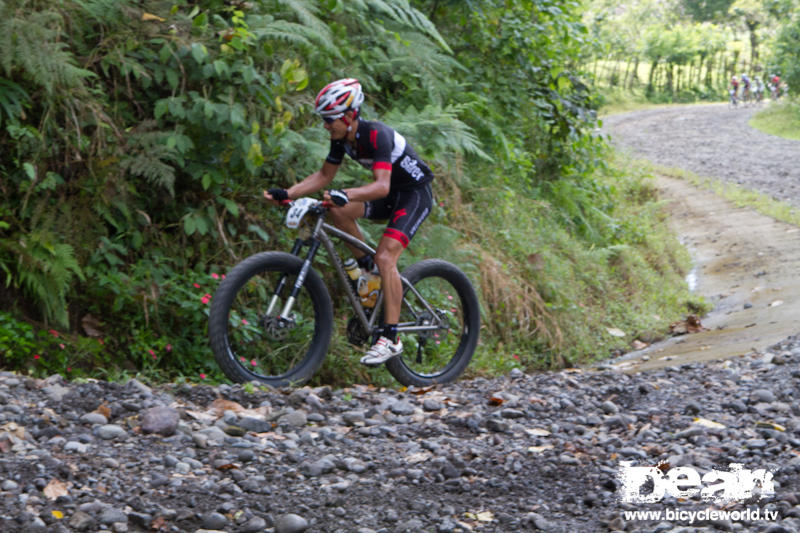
[{"x1": 325, "y1": 119, "x2": 434, "y2": 191}]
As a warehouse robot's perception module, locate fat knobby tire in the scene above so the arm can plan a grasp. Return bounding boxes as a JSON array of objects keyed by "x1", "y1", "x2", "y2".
[
  {"x1": 208, "y1": 252, "x2": 333, "y2": 387},
  {"x1": 385, "y1": 259, "x2": 480, "y2": 386}
]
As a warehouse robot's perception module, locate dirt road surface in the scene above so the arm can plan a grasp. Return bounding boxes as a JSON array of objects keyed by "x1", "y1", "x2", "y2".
[{"x1": 602, "y1": 103, "x2": 800, "y2": 371}]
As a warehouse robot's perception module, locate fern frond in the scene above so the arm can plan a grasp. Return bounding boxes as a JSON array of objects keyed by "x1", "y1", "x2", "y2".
[
  {"x1": 120, "y1": 129, "x2": 180, "y2": 195},
  {"x1": 371, "y1": 32, "x2": 465, "y2": 101},
  {"x1": 5, "y1": 232, "x2": 84, "y2": 327},
  {"x1": 74, "y1": 0, "x2": 128, "y2": 24},
  {"x1": 0, "y1": 9, "x2": 93, "y2": 93},
  {"x1": 347, "y1": 0, "x2": 453, "y2": 53},
  {"x1": 383, "y1": 104, "x2": 492, "y2": 162},
  {"x1": 252, "y1": 19, "x2": 335, "y2": 52},
  {"x1": 0, "y1": 77, "x2": 29, "y2": 126},
  {"x1": 275, "y1": 0, "x2": 333, "y2": 46}
]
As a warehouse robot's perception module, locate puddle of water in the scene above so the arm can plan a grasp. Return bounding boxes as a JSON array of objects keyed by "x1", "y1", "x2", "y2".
[{"x1": 686, "y1": 266, "x2": 698, "y2": 292}]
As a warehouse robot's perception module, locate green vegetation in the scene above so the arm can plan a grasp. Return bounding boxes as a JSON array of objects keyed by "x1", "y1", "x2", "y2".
[
  {"x1": 585, "y1": 0, "x2": 799, "y2": 107},
  {"x1": 1, "y1": 0, "x2": 704, "y2": 386},
  {"x1": 750, "y1": 101, "x2": 800, "y2": 140}
]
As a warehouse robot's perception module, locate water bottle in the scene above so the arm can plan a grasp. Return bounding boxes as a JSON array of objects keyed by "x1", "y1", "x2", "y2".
[
  {"x1": 357, "y1": 269, "x2": 381, "y2": 308},
  {"x1": 343, "y1": 258, "x2": 360, "y2": 282}
]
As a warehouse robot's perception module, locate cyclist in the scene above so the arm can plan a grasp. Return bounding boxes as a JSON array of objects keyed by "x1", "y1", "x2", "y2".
[
  {"x1": 771, "y1": 74, "x2": 781, "y2": 99},
  {"x1": 730, "y1": 76, "x2": 739, "y2": 104},
  {"x1": 754, "y1": 76, "x2": 764, "y2": 102},
  {"x1": 741, "y1": 74, "x2": 751, "y2": 103},
  {"x1": 263, "y1": 78, "x2": 434, "y2": 366}
]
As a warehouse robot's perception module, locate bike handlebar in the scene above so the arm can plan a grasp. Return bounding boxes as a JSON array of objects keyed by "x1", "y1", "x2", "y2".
[{"x1": 278, "y1": 198, "x2": 336, "y2": 209}]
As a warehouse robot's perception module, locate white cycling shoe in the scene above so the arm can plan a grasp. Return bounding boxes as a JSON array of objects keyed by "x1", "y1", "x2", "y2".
[{"x1": 360, "y1": 336, "x2": 403, "y2": 366}]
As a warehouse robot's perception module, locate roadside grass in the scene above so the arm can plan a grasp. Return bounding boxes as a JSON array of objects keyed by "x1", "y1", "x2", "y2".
[
  {"x1": 749, "y1": 100, "x2": 800, "y2": 141},
  {"x1": 634, "y1": 157, "x2": 800, "y2": 229},
  {"x1": 597, "y1": 86, "x2": 727, "y2": 118},
  {"x1": 442, "y1": 153, "x2": 707, "y2": 374}
]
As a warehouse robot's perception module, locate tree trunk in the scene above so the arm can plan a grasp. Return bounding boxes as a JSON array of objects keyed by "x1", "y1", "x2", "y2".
[
  {"x1": 747, "y1": 21, "x2": 759, "y2": 68},
  {"x1": 667, "y1": 63, "x2": 674, "y2": 94},
  {"x1": 697, "y1": 55, "x2": 705, "y2": 87},
  {"x1": 629, "y1": 57, "x2": 639, "y2": 89},
  {"x1": 647, "y1": 58, "x2": 659, "y2": 95},
  {"x1": 623, "y1": 58, "x2": 632, "y2": 88}
]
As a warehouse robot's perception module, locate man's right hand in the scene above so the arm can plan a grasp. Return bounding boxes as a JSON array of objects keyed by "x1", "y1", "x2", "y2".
[{"x1": 264, "y1": 188, "x2": 289, "y2": 205}]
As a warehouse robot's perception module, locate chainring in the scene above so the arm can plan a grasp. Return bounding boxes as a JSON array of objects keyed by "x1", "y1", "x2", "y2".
[{"x1": 346, "y1": 316, "x2": 370, "y2": 346}]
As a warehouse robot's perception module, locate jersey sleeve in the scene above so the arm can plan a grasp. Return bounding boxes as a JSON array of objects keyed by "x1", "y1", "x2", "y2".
[
  {"x1": 325, "y1": 140, "x2": 345, "y2": 166},
  {"x1": 371, "y1": 126, "x2": 394, "y2": 171}
]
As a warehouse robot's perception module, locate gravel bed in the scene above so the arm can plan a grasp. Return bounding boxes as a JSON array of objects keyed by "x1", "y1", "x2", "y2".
[{"x1": 1, "y1": 336, "x2": 800, "y2": 532}]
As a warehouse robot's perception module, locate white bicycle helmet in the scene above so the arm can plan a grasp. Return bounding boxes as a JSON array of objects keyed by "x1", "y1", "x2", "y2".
[{"x1": 314, "y1": 78, "x2": 364, "y2": 119}]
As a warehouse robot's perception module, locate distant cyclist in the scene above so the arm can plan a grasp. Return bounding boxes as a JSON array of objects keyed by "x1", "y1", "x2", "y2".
[
  {"x1": 754, "y1": 76, "x2": 764, "y2": 103},
  {"x1": 770, "y1": 74, "x2": 781, "y2": 100},
  {"x1": 741, "y1": 74, "x2": 751, "y2": 104},
  {"x1": 729, "y1": 76, "x2": 739, "y2": 106}
]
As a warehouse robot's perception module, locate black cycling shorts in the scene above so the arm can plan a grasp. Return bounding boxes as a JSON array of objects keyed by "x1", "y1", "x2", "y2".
[{"x1": 363, "y1": 184, "x2": 433, "y2": 248}]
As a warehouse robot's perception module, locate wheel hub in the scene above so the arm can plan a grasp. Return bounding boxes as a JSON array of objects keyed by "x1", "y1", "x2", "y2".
[{"x1": 263, "y1": 314, "x2": 296, "y2": 340}]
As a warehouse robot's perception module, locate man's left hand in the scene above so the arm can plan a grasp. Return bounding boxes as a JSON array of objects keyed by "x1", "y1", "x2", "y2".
[{"x1": 327, "y1": 189, "x2": 349, "y2": 206}]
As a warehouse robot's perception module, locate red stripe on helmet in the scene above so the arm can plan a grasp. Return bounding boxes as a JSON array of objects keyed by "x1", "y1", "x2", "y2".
[{"x1": 315, "y1": 81, "x2": 337, "y2": 106}]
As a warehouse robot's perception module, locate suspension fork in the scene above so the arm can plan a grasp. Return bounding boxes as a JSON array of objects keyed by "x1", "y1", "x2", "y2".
[
  {"x1": 264, "y1": 238, "x2": 305, "y2": 317},
  {"x1": 278, "y1": 238, "x2": 322, "y2": 319}
]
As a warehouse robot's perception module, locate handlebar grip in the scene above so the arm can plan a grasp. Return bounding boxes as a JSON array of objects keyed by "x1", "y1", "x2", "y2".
[{"x1": 280, "y1": 199, "x2": 292, "y2": 206}]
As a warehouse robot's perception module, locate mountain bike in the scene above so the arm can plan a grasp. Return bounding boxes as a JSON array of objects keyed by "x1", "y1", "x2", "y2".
[
  {"x1": 728, "y1": 88, "x2": 738, "y2": 108},
  {"x1": 208, "y1": 197, "x2": 480, "y2": 388}
]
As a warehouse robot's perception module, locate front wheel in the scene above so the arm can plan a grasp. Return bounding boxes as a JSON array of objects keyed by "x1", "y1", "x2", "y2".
[
  {"x1": 208, "y1": 252, "x2": 333, "y2": 387},
  {"x1": 385, "y1": 259, "x2": 480, "y2": 386}
]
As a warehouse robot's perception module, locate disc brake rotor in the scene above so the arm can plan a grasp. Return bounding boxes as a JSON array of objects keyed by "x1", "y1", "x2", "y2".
[{"x1": 263, "y1": 313, "x2": 296, "y2": 340}]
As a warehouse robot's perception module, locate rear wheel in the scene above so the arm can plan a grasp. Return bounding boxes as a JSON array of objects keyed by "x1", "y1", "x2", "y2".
[
  {"x1": 208, "y1": 252, "x2": 333, "y2": 387},
  {"x1": 385, "y1": 259, "x2": 480, "y2": 386}
]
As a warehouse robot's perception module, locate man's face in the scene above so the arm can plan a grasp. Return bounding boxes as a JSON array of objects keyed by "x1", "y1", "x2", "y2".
[{"x1": 323, "y1": 111, "x2": 351, "y2": 139}]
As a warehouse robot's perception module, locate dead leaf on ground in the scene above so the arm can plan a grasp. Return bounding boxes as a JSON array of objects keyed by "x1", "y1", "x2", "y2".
[
  {"x1": 632, "y1": 339, "x2": 649, "y2": 350},
  {"x1": 669, "y1": 314, "x2": 706, "y2": 335},
  {"x1": 488, "y1": 397, "x2": 504, "y2": 406},
  {"x1": 95, "y1": 403, "x2": 111, "y2": 419},
  {"x1": 207, "y1": 398, "x2": 245, "y2": 415},
  {"x1": 693, "y1": 417, "x2": 725, "y2": 429},
  {"x1": 406, "y1": 452, "x2": 432, "y2": 464},
  {"x1": 43, "y1": 479, "x2": 70, "y2": 500},
  {"x1": 528, "y1": 445, "x2": 554, "y2": 454}
]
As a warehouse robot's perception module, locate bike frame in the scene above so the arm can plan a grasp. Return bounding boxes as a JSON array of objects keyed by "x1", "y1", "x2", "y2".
[{"x1": 267, "y1": 205, "x2": 445, "y2": 338}]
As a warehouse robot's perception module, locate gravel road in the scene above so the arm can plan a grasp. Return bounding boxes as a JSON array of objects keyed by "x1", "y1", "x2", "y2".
[
  {"x1": 602, "y1": 103, "x2": 800, "y2": 208},
  {"x1": 2, "y1": 104, "x2": 800, "y2": 533}
]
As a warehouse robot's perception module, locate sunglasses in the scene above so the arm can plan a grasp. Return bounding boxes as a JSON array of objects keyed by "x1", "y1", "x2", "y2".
[{"x1": 322, "y1": 114, "x2": 343, "y2": 124}]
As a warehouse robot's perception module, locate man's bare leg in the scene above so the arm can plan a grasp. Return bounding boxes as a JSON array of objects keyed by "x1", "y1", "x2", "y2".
[
  {"x1": 374, "y1": 236, "x2": 404, "y2": 325},
  {"x1": 327, "y1": 202, "x2": 368, "y2": 258}
]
